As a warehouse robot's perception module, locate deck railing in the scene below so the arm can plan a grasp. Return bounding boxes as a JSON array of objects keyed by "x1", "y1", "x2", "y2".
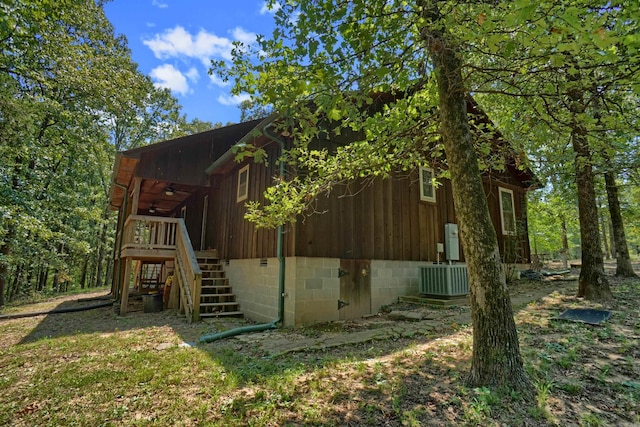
[
  {"x1": 119, "y1": 215, "x2": 201, "y2": 322},
  {"x1": 122, "y1": 215, "x2": 178, "y2": 251}
]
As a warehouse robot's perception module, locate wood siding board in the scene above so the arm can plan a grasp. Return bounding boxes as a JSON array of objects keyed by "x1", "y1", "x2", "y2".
[
  {"x1": 361, "y1": 181, "x2": 373, "y2": 259},
  {"x1": 318, "y1": 194, "x2": 336, "y2": 257},
  {"x1": 391, "y1": 177, "x2": 403, "y2": 260},
  {"x1": 343, "y1": 187, "x2": 355, "y2": 258},
  {"x1": 372, "y1": 178, "x2": 385, "y2": 258},
  {"x1": 351, "y1": 183, "x2": 364, "y2": 259},
  {"x1": 418, "y1": 203, "x2": 427, "y2": 260},
  {"x1": 333, "y1": 188, "x2": 344, "y2": 258},
  {"x1": 408, "y1": 173, "x2": 421, "y2": 260},
  {"x1": 401, "y1": 177, "x2": 412, "y2": 259},
  {"x1": 384, "y1": 177, "x2": 394, "y2": 259}
]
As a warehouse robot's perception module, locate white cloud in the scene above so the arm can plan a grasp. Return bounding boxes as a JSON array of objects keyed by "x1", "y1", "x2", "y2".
[
  {"x1": 185, "y1": 67, "x2": 199, "y2": 82},
  {"x1": 217, "y1": 93, "x2": 251, "y2": 106},
  {"x1": 260, "y1": 1, "x2": 281, "y2": 15},
  {"x1": 209, "y1": 73, "x2": 229, "y2": 87},
  {"x1": 231, "y1": 27, "x2": 257, "y2": 45},
  {"x1": 152, "y1": 0, "x2": 168, "y2": 8},
  {"x1": 149, "y1": 64, "x2": 191, "y2": 95},
  {"x1": 143, "y1": 26, "x2": 236, "y2": 62}
]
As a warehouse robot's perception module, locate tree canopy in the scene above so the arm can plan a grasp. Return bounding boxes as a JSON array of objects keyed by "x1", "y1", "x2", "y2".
[
  {"x1": 212, "y1": 0, "x2": 639, "y2": 391},
  {"x1": 0, "y1": 0, "x2": 212, "y2": 304}
]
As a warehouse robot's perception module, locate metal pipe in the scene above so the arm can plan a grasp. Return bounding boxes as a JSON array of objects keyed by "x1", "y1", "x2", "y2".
[
  {"x1": 199, "y1": 122, "x2": 287, "y2": 344},
  {"x1": 263, "y1": 124, "x2": 287, "y2": 325}
]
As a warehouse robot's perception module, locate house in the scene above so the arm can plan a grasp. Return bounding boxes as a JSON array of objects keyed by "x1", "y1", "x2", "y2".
[{"x1": 109, "y1": 105, "x2": 537, "y2": 327}]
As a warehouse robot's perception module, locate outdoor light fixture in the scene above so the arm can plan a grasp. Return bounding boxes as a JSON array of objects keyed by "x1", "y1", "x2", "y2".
[
  {"x1": 165, "y1": 185, "x2": 175, "y2": 196},
  {"x1": 149, "y1": 204, "x2": 156, "y2": 214}
]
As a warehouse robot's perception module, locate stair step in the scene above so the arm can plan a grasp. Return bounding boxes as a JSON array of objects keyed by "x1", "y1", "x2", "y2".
[
  {"x1": 200, "y1": 302, "x2": 239, "y2": 307},
  {"x1": 200, "y1": 311, "x2": 243, "y2": 318},
  {"x1": 202, "y1": 276, "x2": 226, "y2": 281},
  {"x1": 200, "y1": 293, "x2": 235, "y2": 300},
  {"x1": 201, "y1": 285, "x2": 231, "y2": 290},
  {"x1": 202, "y1": 277, "x2": 228, "y2": 284},
  {"x1": 199, "y1": 264, "x2": 224, "y2": 271},
  {"x1": 201, "y1": 270, "x2": 223, "y2": 277}
]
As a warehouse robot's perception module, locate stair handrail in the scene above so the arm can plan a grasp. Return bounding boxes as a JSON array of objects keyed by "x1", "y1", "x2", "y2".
[{"x1": 175, "y1": 218, "x2": 202, "y2": 323}]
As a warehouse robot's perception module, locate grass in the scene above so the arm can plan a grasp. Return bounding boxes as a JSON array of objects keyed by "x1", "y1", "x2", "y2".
[{"x1": 1, "y1": 274, "x2": 639, "y2": 426}]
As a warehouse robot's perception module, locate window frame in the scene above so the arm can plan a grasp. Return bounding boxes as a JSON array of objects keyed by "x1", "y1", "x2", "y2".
[
  {"x1": 236, "y1": 164, "x2": 249, "y2": 203},
  {"x1": 498, "y1": 186, "x2": 517, "y2": 235},
  {"x1": 419, "y1": 166, "x2": 437, "y2": 203}
]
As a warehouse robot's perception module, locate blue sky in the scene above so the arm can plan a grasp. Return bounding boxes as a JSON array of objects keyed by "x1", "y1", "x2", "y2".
[{"x1": 104, "y1": 0, "x2": 279, "y2": 125}]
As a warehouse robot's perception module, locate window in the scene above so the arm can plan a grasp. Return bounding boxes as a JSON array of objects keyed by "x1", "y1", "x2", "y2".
[
  {"x1": 419, "y1": 167, "x2": 436, "y2": 203},
  {"x1": 237, "y1": 165, "x2": 249, "y2": 202},
  {"x1": 499, "y1": 187, "x2": 516, "y2": 235}
]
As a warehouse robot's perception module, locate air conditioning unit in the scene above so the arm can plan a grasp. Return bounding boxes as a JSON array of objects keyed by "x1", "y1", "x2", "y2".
[{"x1": 420, "y1": 264, "x2": 469, "y2": 297}]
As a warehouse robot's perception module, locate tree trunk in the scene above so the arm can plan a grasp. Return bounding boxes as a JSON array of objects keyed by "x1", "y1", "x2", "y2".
[
  {"x1": 37, "y1": 266, "x2": 48, "y2": 292},
  {"x1": 604, "y1": 171, "x2": 637, "y2": 277},
  {"x1": 104, "y1": 255, "x2": 114, "y2": 291},
  {"x1": 25, "y1": 268, "x2": 33, "y2": 294},
  {"x1": 608, "y1": 219, "x2": 615, "y2": 258},
  {"x1": 560, "y1": 218, "x2": 569, "y2": 268},
  {"x1": 94, "y1": 206, "x2": 110, "y2": 288},
  {"x1": 0, "y1": 240, "x2": 9, "y2": 307},
  {"x1": 599, "y1": 206, "x2": 610, "y2": 260},
  {"x1": 565, "y1": 75, "x2": 612, "y2": 300},
  {"x1": 8, "y1": 262, "x2": 24, "y2": 302},
  {"x1": 80, "y1": 257, "x2": 88, "y2": 289},
  {"x1": 571, "y1": 130, "x2": 612, "y2": 300},
  {"x1": 52, "y1": 270, "x2": 59, "y2": 293},
  {"x1": 421, "y1": 2, "x2": 531, "y2": 393}
]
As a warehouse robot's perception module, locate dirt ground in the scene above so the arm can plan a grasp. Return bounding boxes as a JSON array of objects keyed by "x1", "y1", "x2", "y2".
[{"x1": 3, "y1": 261, "x2": 639, "y2": 426}]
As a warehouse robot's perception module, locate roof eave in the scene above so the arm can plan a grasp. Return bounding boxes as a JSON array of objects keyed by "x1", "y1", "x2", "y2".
[{"x1": 205, "y1": 113, "x2": 279, "y2": 175}]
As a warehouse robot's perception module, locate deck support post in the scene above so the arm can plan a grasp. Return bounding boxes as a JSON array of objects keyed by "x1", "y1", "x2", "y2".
[{"x1": 120, "y1": 257, "x2": 131, "y2": 315}]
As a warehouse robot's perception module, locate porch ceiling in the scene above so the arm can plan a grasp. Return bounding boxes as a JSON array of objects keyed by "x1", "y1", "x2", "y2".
[
  {"x1": 137, "y1": 180, "x2": 194, "y2": 216},
  {"x1": 109, "y1": 155, "x2": 196, "y2": 215}
]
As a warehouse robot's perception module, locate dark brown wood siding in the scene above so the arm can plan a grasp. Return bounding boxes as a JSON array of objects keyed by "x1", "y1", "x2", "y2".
[
  {"x1": 137, "y1": 140, "x2": 218, "y2": 187},
  {"x1": 178, "y1": 189, "x2": 208, "y2": 251},
  {"x1": 483, "y1": 176, "x2": 531, "y2": 264},
  {"x1": 295, "y1": 170, "x2": 445, "y2": 261},
  {"x1": 294, "y1": 169, "x2": 530, "y2": 263},
  {"x1": 201, "y1": 149, "x2": 530, "y2": 263},
  {"x1": 207, "y1": 143, "x2": 294, "y2": 259},
  {"x1": 132, "y1": 120, "x2": 262, "y2": 187}
]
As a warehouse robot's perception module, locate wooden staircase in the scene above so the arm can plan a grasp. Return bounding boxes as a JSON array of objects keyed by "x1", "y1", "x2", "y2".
[{"x1": 195, "y1": 251, "x2": 242, "y2": 318}]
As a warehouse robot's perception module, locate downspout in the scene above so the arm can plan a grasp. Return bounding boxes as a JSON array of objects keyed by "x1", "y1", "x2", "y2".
[
  {"x1": 111, "y1": 182, "x2": 129, "y2": 301},
  {"x1": 264, "y1": 124, "x2": 287, "y2": 325},
  {"x1": 199, "y1": 123, "x2": 286, "y2": 343}
]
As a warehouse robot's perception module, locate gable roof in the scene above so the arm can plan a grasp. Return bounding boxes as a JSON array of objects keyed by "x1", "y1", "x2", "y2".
[{"x1": 109, "y1": 119, "x2": 263, "y2": 211}]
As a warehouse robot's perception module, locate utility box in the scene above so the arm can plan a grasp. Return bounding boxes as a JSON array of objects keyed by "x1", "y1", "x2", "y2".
[{"x1": 444, "y1": 223, "x2": 460, "y2": 261}]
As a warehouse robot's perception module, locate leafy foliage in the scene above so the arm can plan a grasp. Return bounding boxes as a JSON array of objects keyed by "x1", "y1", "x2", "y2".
[{"x1": 0, "y1": 0, "x2": 206, "y2": 303}]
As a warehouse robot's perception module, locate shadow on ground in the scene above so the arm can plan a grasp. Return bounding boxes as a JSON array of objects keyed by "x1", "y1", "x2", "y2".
[{"x1": 9, "y1": 269, "x2": 580, "y2": 361}]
